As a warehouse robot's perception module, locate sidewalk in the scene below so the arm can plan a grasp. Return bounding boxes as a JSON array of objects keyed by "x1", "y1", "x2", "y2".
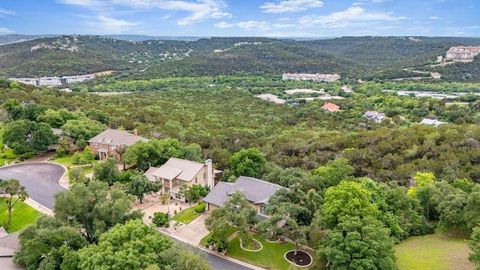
[{"x1": 25, "y1": 198, "x2": 53, "y2": 216}]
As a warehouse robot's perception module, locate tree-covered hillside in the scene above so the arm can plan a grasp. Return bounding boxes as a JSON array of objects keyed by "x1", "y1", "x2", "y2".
[{"x1": 1, "y1": 35, "x2": 480, "y2": 81}]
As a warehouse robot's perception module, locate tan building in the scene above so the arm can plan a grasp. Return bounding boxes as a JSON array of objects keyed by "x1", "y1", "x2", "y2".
[
  {"x1": 88, "y1": 129, "x2": 148, "y2": 160},
  {"x1": 203, "y1": 176, "x2": 284, "y2": 219},
  {"x1": 144, "y1": 158, "x2": 220, "y2": 201}
]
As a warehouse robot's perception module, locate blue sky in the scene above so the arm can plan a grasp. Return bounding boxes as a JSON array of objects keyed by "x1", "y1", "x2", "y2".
[{"x1": 0, "y1": 0, "x2": 479, "y2": 37}]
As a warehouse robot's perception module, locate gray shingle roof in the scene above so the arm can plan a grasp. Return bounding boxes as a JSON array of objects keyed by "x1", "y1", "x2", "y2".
[
  {"x1": 88, "y1": 129, "x2": 148, "y2": 146},
  {"x1": 203, "y1": 176, "x2": 284, "y2": 207}
]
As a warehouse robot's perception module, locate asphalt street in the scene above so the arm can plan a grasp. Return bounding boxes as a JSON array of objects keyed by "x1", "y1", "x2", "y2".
[{"x1": 0, "y1": 163, "x2": 66, "y2": 210}]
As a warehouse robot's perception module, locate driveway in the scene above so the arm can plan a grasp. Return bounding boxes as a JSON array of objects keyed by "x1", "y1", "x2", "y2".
[
  {"x1": 0, "y1": 163, "x2": 257, "y2": 270},
  {"x1": 171, "y1": 214, "x2": 209, "y2": 245},
  {"x1": 0, "y1": 163, "x2": 66, "y2": 210}
]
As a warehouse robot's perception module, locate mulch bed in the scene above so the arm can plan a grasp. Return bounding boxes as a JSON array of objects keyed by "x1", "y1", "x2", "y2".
[{"x1": 285, "y1": 250, "x2": 312, "y2": 267}]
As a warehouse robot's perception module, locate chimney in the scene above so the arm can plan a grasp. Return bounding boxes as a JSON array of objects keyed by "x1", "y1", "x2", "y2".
[
  {"x1": 205, "y1": 159, "x2": 214, "y2": 189},
  {"x1": 133, "y1": 129, "x2": 138, "y2": 136}
]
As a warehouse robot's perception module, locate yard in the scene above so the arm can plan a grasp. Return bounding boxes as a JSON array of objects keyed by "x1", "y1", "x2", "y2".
[
  {"x1": 0, "y1": 198, "x2": 42, "y2": 233},
  {"x1": 227, "y1": 234, "x2": 322, "y2": 270},
  {"x1": 172, "y1": 202, "x2": 205, "y2": 224},
  {"x1": 395, "y1": 232, "x2": 474, "y2": 270},
  {"x1": 51, "y1": 154, "x2": 97, "y2": 167},
  {"x1": 0, "y1": 128, "x2": 17, "y2": 166}
]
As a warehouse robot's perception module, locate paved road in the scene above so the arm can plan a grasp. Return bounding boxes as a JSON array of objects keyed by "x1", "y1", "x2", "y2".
[
  {"x1": 0, "y1": 162, "x2": 255, "y2": 270},
  {"x1": 0, "y1": 163, "x2": 66, "y2": 210},
  {"x1": 170, "y1": 237, "x2": 255, "y2": 270}
]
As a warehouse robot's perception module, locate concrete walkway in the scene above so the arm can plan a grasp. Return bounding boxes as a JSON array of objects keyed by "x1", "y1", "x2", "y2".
[{"x1": 170, "y1": 214, "x2": 209, "y2": 245}]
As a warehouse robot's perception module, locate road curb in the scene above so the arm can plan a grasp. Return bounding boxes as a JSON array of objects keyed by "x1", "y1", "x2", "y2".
[{"x1": 157, "y1": 229, "x2": 266, "y2": 270}]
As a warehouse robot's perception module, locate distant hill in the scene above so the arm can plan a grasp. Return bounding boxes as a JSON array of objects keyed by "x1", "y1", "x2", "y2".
[
  {"x1": 1, "y1": 35, "x2": 480, "y2": 81},
  {"x1": 0, "y1": 34, "x2": 56, "y2": 45}
]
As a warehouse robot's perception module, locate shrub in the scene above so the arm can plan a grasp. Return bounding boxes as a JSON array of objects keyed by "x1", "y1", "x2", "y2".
[
  {"x1": 205, "y1": 234, "x2": 228, "y2": 252},
  {"x1": 152, "y1": 212, "x2": 169, "y2": 227},
  {"x1": 194, "y1": 202, "x2": 206, "y2": 213}
]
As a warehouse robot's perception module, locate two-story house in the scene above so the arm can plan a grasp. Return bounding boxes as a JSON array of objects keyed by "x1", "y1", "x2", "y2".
[
  {"x1": 88, "y1": 129, "x2": 148, "y2": 160},
  {"x1": 144, "y1": 158, "x2": 220, "y2": 201}
]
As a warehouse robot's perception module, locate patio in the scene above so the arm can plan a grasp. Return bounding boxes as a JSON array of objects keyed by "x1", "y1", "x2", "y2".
[{"x1": 133, "y1": 193, "x2": 190, "y2": 225}]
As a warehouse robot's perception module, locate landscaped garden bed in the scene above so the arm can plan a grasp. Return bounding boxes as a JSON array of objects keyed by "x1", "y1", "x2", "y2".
[
  {"x1": 227, "y1": 234, "x2": 321, "y2": 270},
  {"x1": 285, "y1": 250, "x2": 313, "y2": 267},
  {"x1": 240, "y1": 238, "x2": 263, "y2": 252}
]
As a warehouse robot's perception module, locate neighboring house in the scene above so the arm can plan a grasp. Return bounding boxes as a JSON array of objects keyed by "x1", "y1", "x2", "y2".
[
  {"x1": 420, "y1": 118, "x2": 446, "y2": 127},
  {"x1": 144, "y1": 158, "x2": 220, "y2": 201},
  {"x1": 0, "y1": 230, "x2": 22, "y2": 270},
  {"x1": 321, "y1": 102, "x2": 340, "y2": 112},
  {"x1": 88, "y1": 129, "x2": 148, "y2": 160},
  {"x1": 47, "y1": 128, "x2": 63, "y2": 151},
  {"x1": 364, "y1": 111, "x2": 386, "y2": 123},
  {"x1": 203, "y1": 176, "x2": 284, "y2": 219}
]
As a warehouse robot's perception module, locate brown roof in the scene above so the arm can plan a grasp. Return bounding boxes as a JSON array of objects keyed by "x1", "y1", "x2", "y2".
[
  {"x1": 88, "y1": 129, "x2": 148, "y2": 146},
  {"x1": 321, "y1": 102, "x2": 340, "y2": 112},
  {"x1": 145, "y1": 158, "x2": 205, "y2": 182}
]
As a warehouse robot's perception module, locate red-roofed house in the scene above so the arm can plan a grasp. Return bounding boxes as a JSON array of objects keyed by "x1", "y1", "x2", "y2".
[{"x1": 321, "y1": 103, "x2": 340, "y2": 112}]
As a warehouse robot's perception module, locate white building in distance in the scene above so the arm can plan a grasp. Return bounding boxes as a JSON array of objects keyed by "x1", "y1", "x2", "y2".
[
  {"x1": 10, "y1": 73, "x2": 99, "y2": 87},
  {"x1": 445, "y1": 46, "x2": 480, "y2": 62},
  {"x1": 282, "y1": 73, "x2": 341, "y2": 82},
  {"x1": 420, "y1": 118, "x2": 446, "y2": 127}
]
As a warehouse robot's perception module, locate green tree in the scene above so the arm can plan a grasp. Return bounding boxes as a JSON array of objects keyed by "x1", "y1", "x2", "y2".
[
  {"x1": 61, "y1": 119, "x2": 105, "y2": 148},
  {"x1": 319, "y1": 180, "x2": 379, "y2": 229},
  {"x1": 126, "y1": 174, "x2": 161, "y2": 203},
  {"x1": 3, "y1": 120, "x2": 56, "y2": 154},
  {"x1": 206, "y1": 191, "x2": 258, "y2": 247},
  {"x1": 159, "y1": 245, "x2": 212, "y2": 270},
  {"x1": 229, "y1": 148, "x2": 266, "y2": 178},
  {"x1": 179, "y1": 184, "x2": 209, "y2": 203},
  {"x1": 37, "y1": 109, "x2": 65, "y2": 128},
  {"x1": 470, "y1": 226, "x2": 480, "y2": 270},
  {"x1": 2, "y1": 99, "x2": 23, "y2": 120},
  {"x1": 464, "y1": 186, "x2": 480, "y2": 232},
  {"x1": 75, "y1": 220, "x2": 173, "y2": 269},
  {"x1": 313, "y1": 157, "x2": 354, "y2": 188},
  {"x1": 319, "y1": 216, "x2": 397, "y2": 270},
  {"x1": 93, "y1": 158, "x2": 120, "y2": 187},
  {"x1": 0, "y1": 179, "x2": 28, "y2": 230},
  {"x1": 54, "y1": 181, "x2": 142, "y2": 243},
  {"x1": 14, "y1": 216, "x2": 87, "y2": 270},
  {"x1": 124, "y1": 139, "x2": 203, "y2": 171},
  {"x1": 437, "y1": 189, "x2": 468, "y2": 233}
]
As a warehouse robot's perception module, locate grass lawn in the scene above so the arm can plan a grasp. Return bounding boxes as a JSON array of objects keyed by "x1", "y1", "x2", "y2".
[
  {"x1": 227, "y1": 235, "x2": 322, "y2": 270},
  {"x1": 172, "y1": 203, "x2": 205, "y2": 224},
  {"x1": 395, "y1": 232, "x2": 474, "y2": 270},
  {"x1": 0, "y1": 128, "x2": 18, "y2": 165},
  {"x1": 200, "y1": 225, "x2": 237, "y2": 247},
  {"x1": 0, "y1": 198, "x2": 42, "y2": 233},
  {"x1": 52, "y1": 154, "x2": 98, "y2": 167}
]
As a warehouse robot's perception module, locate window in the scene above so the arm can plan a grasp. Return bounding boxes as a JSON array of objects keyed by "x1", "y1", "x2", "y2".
[{"x1": 260, "y1": 204, "x2": 267, "y2": 215}]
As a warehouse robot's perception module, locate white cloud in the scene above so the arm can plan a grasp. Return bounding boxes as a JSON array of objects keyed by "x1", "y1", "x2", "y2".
[
  {"x1": 58, "y1": 0, "x2": 231, "y2": 26},
  {"x1": 0, "y1": 27, "x2": 14, "y2": 34},
  {"x1": 214, "y1": 21, "x2": 234, "y2": 29},
  {"x1": 88, "y1": 15, "x2": 138, "y2": 33},
  {"x1": 0, "y1": 8, "x2": 15, "y2": 17},
  {"x1": 260, "y1": 0, "x2": 323, "y2": 14},
  {"x1": 215, "y1": 20, "x2": 270, "y2": 31},
  {"x1": 299, "y1": 6, "x2": 405, "y2": 28},
  {"x1": 429, "y1": 16, "x2": 440, "y2": 20}
]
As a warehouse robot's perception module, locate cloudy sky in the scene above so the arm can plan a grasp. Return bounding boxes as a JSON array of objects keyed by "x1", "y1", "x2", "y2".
[{"x1": 0, "y1": 0, "x2": 479, "y2": 37}]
